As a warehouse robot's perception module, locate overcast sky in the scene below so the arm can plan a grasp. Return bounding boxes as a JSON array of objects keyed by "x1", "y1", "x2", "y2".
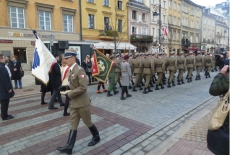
[{"x1": 191, "y1": 0, "x2": 225, "y2": 7}]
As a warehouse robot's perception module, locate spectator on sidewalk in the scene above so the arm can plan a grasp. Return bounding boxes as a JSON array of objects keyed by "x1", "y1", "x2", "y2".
[
  {"x1": 12, "y1": 55, "x2": 22, "y2": 89},
  {"x1": 207, "y1": 65, "x2": 229, "y2": 155},
  {"x1": 82, "y1": 55, "x2": 92, "y2": 85},
  {"x1": 5, "y1": 55, "x2": 14, "y2": 77},
  {"x1": 0, "y1": 54, "x2": 14, "y2": 121}
]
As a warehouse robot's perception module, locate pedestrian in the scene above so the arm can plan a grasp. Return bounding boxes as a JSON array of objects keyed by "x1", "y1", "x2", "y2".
[
  {"x1": 12, "y1": 55, "x2": 22, "y2": 89},
  {"x1": 0, "y1": 54, "x2": 14, "y2": 121},
  {"x1": 82, "y1": 55, "x2": 92, "y2": 85},
  {"x1": 107, "y1": 55, "x2": 120, "y2": 97},
  {"x1": 207, "y1": 65, "x2": 229, "y2": 155},
  {"x1": 48, "y1": 55, "x2": 65, "y2": 109},
  {"x1": 5, "y1": 55, "x2": 14, "y2": 76},
  {"x1": 58, "y1": 51, "x2": 100, "y2": 154},
  {"x1": 120, "y1": 55, "x2": 132, "y2": 100}
]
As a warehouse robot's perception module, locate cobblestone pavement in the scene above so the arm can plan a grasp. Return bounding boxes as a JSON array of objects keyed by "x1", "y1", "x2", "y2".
[{"x1": 0, "y1": 71, "x2": 219, "y2": 155}]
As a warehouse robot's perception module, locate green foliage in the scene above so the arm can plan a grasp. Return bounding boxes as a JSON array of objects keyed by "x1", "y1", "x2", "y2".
[{"x1": 106, "y1": 30, "x2": 118, "y2": 37}]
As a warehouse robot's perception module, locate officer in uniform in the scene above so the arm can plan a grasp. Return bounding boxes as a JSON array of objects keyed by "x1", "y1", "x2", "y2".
[
  {"x1": 140, "y1": 52, "x2": 154, "y2": 93},
  {"x1": 131, "y1": 53, "x2": 143, "y2": 91},
  {"x1": 177, "y1": 51, "x2": 186, "y2": 85},
  {"x1": 166, "y1": 51, "x2": 177, "y2": 88},
  {"x1": 154, "y1": 52, "x2": 165, "y2": 90},
  {"x1": 210, "y1": 53, "x2": 216, "y2": 72},
  {"x1": 114, "y1": 54, "x2": 122, "y2": 87},
  {"x1": 58, "y1": 52, "x2": 100, "y2": 154},
  {"x1": 204, "y1": 52, "x2": 212, "y2": 78},
  {"x1": 107, "y1": 55, "x2": 120, "y2": 96},
  {"x1": 186, "y1": 51, "x2": 195, "y2": 82},
  {"x1": 195, "y1": 51, "x2": 203, "y2": 80}
]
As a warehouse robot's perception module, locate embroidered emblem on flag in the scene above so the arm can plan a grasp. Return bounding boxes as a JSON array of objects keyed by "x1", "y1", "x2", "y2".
[{"x1": 81, "y1": 75, "x2": 85, "y2": 78}]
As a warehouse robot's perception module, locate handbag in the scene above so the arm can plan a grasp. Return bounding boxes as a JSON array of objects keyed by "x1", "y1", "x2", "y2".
[
  {"x1": 20, "y1": 68, "x2": 24, "y2": 77},
  {"x1": 208, "y1": 90, "x2": 230, "y2": 130}
]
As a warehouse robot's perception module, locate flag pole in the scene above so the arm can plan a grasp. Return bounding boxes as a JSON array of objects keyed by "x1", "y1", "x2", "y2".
[{"x1": 30, "y1": 28, "x2": 38, "y2": 39}]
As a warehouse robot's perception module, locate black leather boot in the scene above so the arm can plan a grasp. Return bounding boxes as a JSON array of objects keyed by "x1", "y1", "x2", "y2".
[
  {"x1": 172, "y1": 82, "x2": 176, "y2": 86},
  {"x1": 181, "y1": 80, "x2": 185, "y2": 84},
  {"x1": 120, "y1": 96, "x2": 126, "y2": 100},
  {"x1": 107, "y1": 91, "x2": 113, "y2": 97},
  {"x1": 167, "y1": 83, "x2": 171, "y2": 88},
  {"x1": 161, "y1": 84, "x2": 164, "y2": 89},
  {"x1": 88, "y1": 124, "x2": 100, "y2": 146},
  {"x1": 114, "y1": 90, "x2": 119, "y2": 95},
  {"x1": 132, "y1": 86, "x2": 137, "y2": 91},
  {"x1": 177, "y1": 81, "x2": 181, "y2": 85},
  {"x1": 155, "y1": 85, "x2": 159, "y2": 90},
  {"x1": 187, "y1": 78, "x2": 190, "y2": 83},
  {"x1": 57, "y1": 130, "x2": 77, "y2": 154},
  {"x1": 190, "y1": 78, "x2": 192, "y2": 82},
  {"x1": 139, "y1": 86, "x2": 143, "y2": 90},
  {"x1": 126, "y1": 94, "x2": 132, "y2": 97},
  {"x1": 143, "y1": 88, "x2": 148, "y2": 94},
  {"x1": 148, "y1": 87, "x2": 153, "y2": 92}
]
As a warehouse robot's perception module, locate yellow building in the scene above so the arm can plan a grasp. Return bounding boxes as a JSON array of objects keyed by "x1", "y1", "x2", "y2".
[
  {"x1": 81, "y1": 0, "x2": 134, "y2": 54},
  {"x1": 0, "y1": 0, "x2": 80, "y2": 70},
  {"x1": 181, "y1": 0, "x2": 203, "y2": 53},
  {"x1": 168, "y1": 0, "x2": 182, "y2": 54}
]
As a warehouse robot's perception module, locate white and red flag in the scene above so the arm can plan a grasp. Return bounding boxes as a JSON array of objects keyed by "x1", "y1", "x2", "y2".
[{"x1": 162, "y1": 25, "x2": 168, "y2": 36}]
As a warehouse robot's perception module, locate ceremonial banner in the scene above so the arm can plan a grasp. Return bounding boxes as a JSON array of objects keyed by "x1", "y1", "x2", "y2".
[
  {"x1": 92, "y1": 52, "x2": 99, "y2": 76},
  {"x1": 32, "y1": 37, "x2": 56, "y2": 85},
  {"x1": 92, "y1": 49, "x2": 112, "y2": 82}
]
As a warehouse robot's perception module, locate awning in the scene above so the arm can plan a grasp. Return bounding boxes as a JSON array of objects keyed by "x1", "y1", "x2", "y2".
[{"x1": 93, "y1": 42, "x2": 136, "y2": 50}]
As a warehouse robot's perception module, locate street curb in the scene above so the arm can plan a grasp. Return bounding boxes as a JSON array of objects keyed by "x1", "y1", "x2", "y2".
[
  {"x1": 123, "y1": 96, "x2": 214, "y2": 154},
  {"x1": 147, "y1": 97, "x2": 218, "y2": 155}
]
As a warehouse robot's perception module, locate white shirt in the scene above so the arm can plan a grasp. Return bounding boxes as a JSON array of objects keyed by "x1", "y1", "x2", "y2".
[{"x1": 5, "y1": 65, "x2": 11, "y2": 78}]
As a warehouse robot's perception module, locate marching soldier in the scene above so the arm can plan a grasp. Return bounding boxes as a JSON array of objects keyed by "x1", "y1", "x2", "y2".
[
  {"x1": 166, "y1": 51, "x2": 177, "y2": 88},
  {"x1": 140, "y1": 52, "x2": 155, "y2": 94},
  {"x1": 131, "y1": 53, "x2": 143, "y2": 91},
  {"x1": 186, "y1": 51, "x2": 195, "y2": 82},
  {"x1": 204, "y1": 52, "x2": 213, "y2": 78},
  {"x1": 195, "y1": 51, "x2": 203, "y2": 80},
  {"x1": 154, "y1": 52, "x2": 165, "y2": 90},
  {"x1": 114, "y1": 54, "x2": 122, "y2": 88},
  {"x1": 58, "y1": 52, "x2": 100, "y2": 154},
  {"x1": 177, "y1": 51, "x2": 186, "y2": 85},
  {"x1": 210, "y1": 53, "x2": 216, "y2": 72},
  {"x1": 162, "y1": 52, "x2": 168, "y2": 84},
  {"x1": 128, "y1": 54, "x2": 135, "y2": 87}
]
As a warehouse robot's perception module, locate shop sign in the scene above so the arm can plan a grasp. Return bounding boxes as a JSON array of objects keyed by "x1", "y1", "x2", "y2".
[
  {"x1": 8, "y1": 32, "x2": 51, "y2": 38},
  {"x1": 0, "y1": 39, "x2": 13, "y2": 43}
]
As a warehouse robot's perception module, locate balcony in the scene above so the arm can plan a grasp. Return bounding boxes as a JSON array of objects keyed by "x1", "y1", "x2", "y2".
[
  {"x1": 99, "y1": 30, "x2": 118, "y2": 40},
  {"x1": 130, "y1": 34, "x2": 153, "y2": 42}
]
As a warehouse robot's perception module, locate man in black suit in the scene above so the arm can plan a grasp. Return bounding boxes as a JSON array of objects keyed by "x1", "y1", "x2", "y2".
[
  {"x1": 48, "y1": 55, "x2": 65, "y2": 109},
  {"x1": 0, "y1": 54, "x2": 14, "y2": 120},
  {"x1": 5, "y1": 56, "x2": 14, "y2": 76}
]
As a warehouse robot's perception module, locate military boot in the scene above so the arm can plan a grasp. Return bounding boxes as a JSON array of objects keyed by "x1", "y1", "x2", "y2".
[
  {"x1": 167, "y1": 83, "x2": 171, "y2": 88},
  {"x1": 88, "y1": 124, "x2": 100, "y2": 146},
  {"x1": 143, "y1": 88, "x2": 148, "y2": 94},
  {"x1": 139, "y1": 86, "x2": 143, "y2": 90},
  {"x1": 177, "y1": 81, "x2": 181, "y2": 85},
  {"x1": 148, "y1": 87, "x2": 153, "y2": 92},
  {"x1": 155, "y1": 85, "x2": 160, "y2": 90},
  {"x1": 181, "y1": 80, "x2": 185, "y2": 84},
  {"x1": 161, "y1": 84, "x2": 164, "y2": 89},
  {"x1": 107, "y1": 91, "x2": 113, "y2": 97},
  {"x1": 57, "y1": 130, "x2": 77, "y2": 154},
  {"x1": 126, "y1": 94, "x2": 132, "y2": 98},
  {"x1": 120, "y1": 96, "x2": 126, "y2": 100},
  {"x1": 132, "y1": 86, "x2": 137, "y2": 92},
  {"x1": 172, "y1": 82, "x2": 176, "y2": 86},
  {"x1": 187, "y1": 78, "x2": 190, "y2": 83}
]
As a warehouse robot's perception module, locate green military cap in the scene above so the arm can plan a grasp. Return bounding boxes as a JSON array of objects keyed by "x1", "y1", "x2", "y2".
[
  {"x1": 110, "y1": 55, "x2": 114, "y2": 59},
  {"x1": 158, "y1": 52, "x2": 164, "y2": 55}
]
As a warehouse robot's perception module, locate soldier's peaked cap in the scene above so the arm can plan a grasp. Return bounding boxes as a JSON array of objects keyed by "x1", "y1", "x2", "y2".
[{"x1": 64, "y1": 51, "x2": 77, "y2": 58}]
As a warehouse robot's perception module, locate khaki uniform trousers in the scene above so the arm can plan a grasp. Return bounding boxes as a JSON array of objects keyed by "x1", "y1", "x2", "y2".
[
  {"x1": 196, "y1": 66, "x2": 202, "y2": 77},
  {"x1": 168, "y1": 70, "x2": 176, "y2": 83},
  {"x1": 70, "y1": 106, "x2": 93, "y2": 130},
  {"x1": 144, "y1": 74, "x2": 151, "y2": 88},
  {"x1": 205, "y1": 66, "x2": 211, "y2": 72},
  {"x1": 178, "y1": 69, "x2": 184, "y2": 81},
  {"x1": 156, "y1": 72, "x2": 163, "y2": 85},
  {"x1": 187, "y1": 68, "x2": 193, "y2": 78},
  {"x1": 115, "y1": 72, "x2": 121, "y2": 84},
  {"x1": 134, "y1": 73, "x2": 141, "y2": 86}
]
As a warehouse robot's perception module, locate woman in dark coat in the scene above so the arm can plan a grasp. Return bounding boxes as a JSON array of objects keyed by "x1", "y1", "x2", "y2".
[
  {"x1": 12, "y1": 55, "x2": 22, "y2": 89},
  {"x1": 82, "y1": 55, "x2": 92, "y2": 85},
  {"x1": 207, "y1": 65, "x2": 229, "y2": 155}
]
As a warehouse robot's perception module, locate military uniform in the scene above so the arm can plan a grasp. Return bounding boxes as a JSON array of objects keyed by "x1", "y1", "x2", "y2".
[
  {"x1": 166, "y1": 52, "x2": 177, "y2": 88},
  {"x1": 177, "y1": 52, "x2": 186, "y2": 85},
  {"x1": 195, "y1": 52, "x2": 203, "y2": 80},
  {"x1": 131, "y1": 54, "x2": 143, "y2": 91},
  {"x1": 154, "y1": 52, "x2": 165, "y2": 90},
  {"x1": 186, "y1": 51, "x2": 195, "y2": 82},
  {"x1": 204, "y1": 53, "x2": 212, "y2": 78},
  {"x1": 211, "y1": 54, "x2": 216, "y2": 72},
  {"x1": 114, "y1": 55, "x2": 122, "y2": 87}
]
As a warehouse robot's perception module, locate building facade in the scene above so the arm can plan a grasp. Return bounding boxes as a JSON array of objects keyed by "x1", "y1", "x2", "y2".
[
  {"x1": 127, "y1": 0, "x2": 152, "y2": 53},
  {"x1": 181, "y1": 0, "x2": 202, "y2": 53},
  {"x1": 0, "y1": 0, "x2": 80, "y2": 70},
  {"x1": 201, "y1": 9, "x2": 216, "y2": 53}
]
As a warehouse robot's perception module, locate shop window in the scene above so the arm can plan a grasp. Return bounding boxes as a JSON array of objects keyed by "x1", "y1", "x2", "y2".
[{"x1": 13, "y1": 48, "x2": 27, "y2": 63}]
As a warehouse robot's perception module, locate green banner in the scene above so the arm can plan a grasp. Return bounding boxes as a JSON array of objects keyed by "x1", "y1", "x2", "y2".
[{"x1": 92, "y1": 50, "x2": 112, "y2": 83}]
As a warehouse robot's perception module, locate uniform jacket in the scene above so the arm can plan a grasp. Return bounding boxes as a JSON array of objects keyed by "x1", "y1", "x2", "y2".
[
  {"x1": 141, "y1": 58, "x2": 154, "y2": 75},
  {"x1": 186, "y1": 56, "x2": 195, "y2": 68},
  {"x1": 67, "y1": 64, "x2": 90, "y2": 108},
  {"x1": 154, "y1": 57, "x2": 165, "y2": 73},
  {"x1": 121, "y1": 61, "x2": 132, "y2": 86},
  {"x1": 114, "y1": 59, "x2": 121, "y2": 72},
  {"x1": 195, "y1": 55, "x2": 203, "y2": 67},
  {"x1": 132, "y1": 58, "x2": 142, "y2": 74},
  {"x1": 12, "y1": 60, "x2": 21, "y2": 80},
  {"x1": 108, "y1": 61, "x2": 120, "y2": 77},
  {"x1": 0, "y1": 62, "x2": 14, "y2": 100},
  {"x1": 204, "y1": 56, "x2": 212, "y2": 67},
  {"x1": 166, "y1": 57, "x2": 177, "y2": 71},
  {"x1": 50, "y1": 63, "x2": 62, "y2": 90},
  {"x1": 128, "y1": 58, "x2": 134, "y2": 73},
  {"x1": 177, "y1": 56, "x2": 186, "y2": 70}
]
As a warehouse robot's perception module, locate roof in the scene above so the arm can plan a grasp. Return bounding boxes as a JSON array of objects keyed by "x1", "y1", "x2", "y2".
[{"x1": 127, "y1": 1, "x2": 150, "y2": 12}]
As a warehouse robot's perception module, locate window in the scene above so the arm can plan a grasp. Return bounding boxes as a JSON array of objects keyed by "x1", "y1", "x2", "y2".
[
  {"x1": 163, "y1": 15, "x2": 166, "y2": 23},
  {"x1": 63, "y1": 15, "x2": 73, "y2": 32},
  {"x1": 178, "y1": 31, "x2": 180, "y2": 41},
  {"x1": 163, "y1": 1, "x2": 166, "y2": 8},
  {"x1": 132, "y1": 10, "x2": 137, "y2": 20},
  {"x1": 169, "y1": 0, "x2": 172, "y2": 8},
  {"x1": 178, "y1": 4, "x2": 180, "y2": 12},
  {"x1": 142, "y1": 13, "x2": 146, "y2": 22},
  {"x1": 88, "y1": 14, "x2": 94, "y2": 29},
  {"x1": 152, "y1": 28, "x2": 155, "y2": 37},
  {"x1": 88, "y1": 0, "x2": 94, "y2": 3},
  {"x1": 190, "y1": 34, "x2": 193, "y2": 43},
  {"x1": 118, "y1": 1, "x2": 122, "y2": 10},
  {"x1": 151, "y1": 0, "x2": 154, "y2": 4},
  {"x1": 197, "y1": 22, "x2": 199, "y2": 29},
  {"x1": 104, "y1": 17, "x2": 109, "y2": 30},
  {"x1": 142, "y1": 27, "x2": 147, "y2": 35},
  {"x1": 10, "y1": 7, "x2": 25, "y2": 28},
  {"x1": 39, "y1": 11, "x2": 51, "y2": 30},
  {"x1": 104, "y1": 0, "x2": 109, "y2": 6},
  {"x1": 169, "y1": 15, "x2": 172, "y2": 23},
  {"x1": 191, "y1": 20, "x2": 193, "y2": 28},
  {"x1": 14, "y1": 48, "x2": 27, "y2": 63},
  {"x1": 178, "y1": 18, "x2": 181, "y2": 26},
  {"x1": 118, "y1": 19, "x2": 122, "y2": 32},
  {"x1": 173, "y1": 31, "x2": 176, "y2": 40},
  {"x1": 132, "y1": 26, "x2": 137, "y2": 34},
  {"x1": 191, "y1": 9, "x2": 194, "y2": 15},
  {"x1": 173, "y1": 16, "x2": 176, "y2": 25},
  {"x1": 174, "y1": 2, "x2": 177, "y2": 10},
  {"x1": 196, "y1": 34, "x2": 199, "y2": 43}
]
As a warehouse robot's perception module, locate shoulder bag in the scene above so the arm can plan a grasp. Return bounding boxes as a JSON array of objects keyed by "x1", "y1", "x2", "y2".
[{"x1": 20, "y1": 67, "x2": 24, "y2": 77}]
